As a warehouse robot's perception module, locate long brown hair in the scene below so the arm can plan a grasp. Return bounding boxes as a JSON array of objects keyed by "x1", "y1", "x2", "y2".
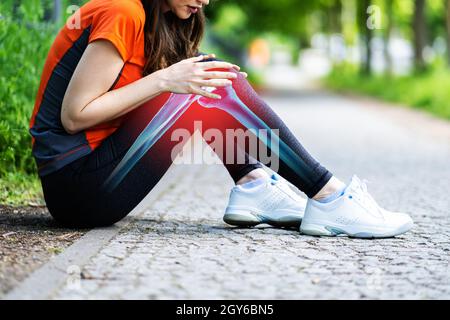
[{"x1": 141, "y1": 0, "x2": 206, "y2": 76}]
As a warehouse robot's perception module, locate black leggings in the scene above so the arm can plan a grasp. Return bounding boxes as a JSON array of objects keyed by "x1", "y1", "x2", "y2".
[{"x1": 41, "y1": 67, "x2": 332, "y2": 228}]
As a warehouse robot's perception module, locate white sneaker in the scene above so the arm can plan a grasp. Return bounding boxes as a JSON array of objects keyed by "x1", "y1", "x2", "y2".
[
  {"x1": 223, "y1": 174, "x2": 306, "y2": 228},
  {"x1": 300, "y1": 175, "x2": 414, "y2": 238}
]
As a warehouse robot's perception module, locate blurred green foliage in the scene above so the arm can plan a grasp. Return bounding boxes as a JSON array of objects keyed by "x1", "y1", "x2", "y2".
[
  {"x1": 325, "y1": 62, "x2": 450, "y2": 120},
  {"x1": 321, "y1": 0, "x2": 450, "y2": 119}
]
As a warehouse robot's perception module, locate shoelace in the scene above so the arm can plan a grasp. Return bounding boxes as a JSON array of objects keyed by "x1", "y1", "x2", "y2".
[
  {"x1": 270, "y1": 174, "x2": 303, "y2": 201},
  {"x1": 349, "y1": 176, "x2": 384, "y2": 219}
]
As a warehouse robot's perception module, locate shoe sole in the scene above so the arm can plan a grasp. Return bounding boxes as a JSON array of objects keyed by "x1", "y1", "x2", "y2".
[
  {"x1": 224, "y1": 210, "x2": 302, "y2": 229},
  {"x1": 300, "y1": 220, "x2": 414, "y2": 238}
]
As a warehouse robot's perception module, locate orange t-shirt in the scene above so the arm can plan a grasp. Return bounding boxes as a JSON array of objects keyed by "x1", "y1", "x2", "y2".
[{"x1": 29, "y1": 0, "x2": 146, "y2": 176}]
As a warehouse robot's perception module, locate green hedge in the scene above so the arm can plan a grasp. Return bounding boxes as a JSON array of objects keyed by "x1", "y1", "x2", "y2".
[
  {"x1": 0, "y1": 2, "x2": 58, "y2": 176},
  {"x1": 325, "y1": 64, "x2": 450, "y2": 120},
  {"x1": 0, "y1": 1, "x2": 58, "y2": 204}
]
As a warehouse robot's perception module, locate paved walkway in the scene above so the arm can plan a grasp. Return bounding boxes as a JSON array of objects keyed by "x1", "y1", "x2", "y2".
[{"x1": 11, "y1": 90, "x2": 450, "y2": 299}]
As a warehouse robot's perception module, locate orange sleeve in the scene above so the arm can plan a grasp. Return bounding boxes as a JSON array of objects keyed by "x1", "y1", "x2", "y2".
[{"x1": 89, "y1": 2, "x2": 143, "y2": 62}]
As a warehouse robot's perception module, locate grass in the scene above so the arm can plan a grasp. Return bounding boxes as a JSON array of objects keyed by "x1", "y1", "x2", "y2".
[
  {"x1": 0, "y1": 172, "x2": 43, "y2": 206},
  {"x1": 324, "y1": 64, "x2": 450, "y2": 120},
  {"x1": 47, "y1": 247, "x2": 64, "y2": 255}
]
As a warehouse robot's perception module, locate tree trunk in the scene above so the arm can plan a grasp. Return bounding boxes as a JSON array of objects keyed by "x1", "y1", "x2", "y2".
[
  {"x1": 358, "y1": 0, "x2": 373, "y2": 75},
  {"x1": 52, "y1": 0, "x2": 62, "y2": 24},
  {"x1": 412, "y1": 0, "x2": 427, "y2": 72},
  {"x1": 329, "y1": 0, "x2": 343, "y2": 34},
  {"x1": 384, "y1": 0, "x2": 394, "y2": 76},
  {"x1": 327, "y1": 0, "x2": 343, "y2": 62}
]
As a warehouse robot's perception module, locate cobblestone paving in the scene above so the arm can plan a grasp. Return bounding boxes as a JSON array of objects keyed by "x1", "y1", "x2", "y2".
[{"x1": 54, "y1": 92, "x2": 450, "y2": 299}]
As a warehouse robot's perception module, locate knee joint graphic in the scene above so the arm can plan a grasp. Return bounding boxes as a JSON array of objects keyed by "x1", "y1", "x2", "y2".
[{"x1": 103, "y1": 73, "x2": 313, "y2": 191}]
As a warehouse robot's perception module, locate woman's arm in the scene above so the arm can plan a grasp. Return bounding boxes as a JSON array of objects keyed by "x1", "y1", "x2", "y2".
[
  {"x1": 61, "y1": 40, "x2": 164, "y2": 134},
  {"x1": 61, "y1": 40, "x2": 244, "y2": 134}
]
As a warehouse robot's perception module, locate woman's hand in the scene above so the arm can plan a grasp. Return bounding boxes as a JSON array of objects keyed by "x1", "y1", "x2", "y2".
[
  {"x1": 154, "y1": 53, "x2": 247, "y2": 99},
  {"x1": 61, "y1": 43, "x2": 244, "y2": 134}
]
